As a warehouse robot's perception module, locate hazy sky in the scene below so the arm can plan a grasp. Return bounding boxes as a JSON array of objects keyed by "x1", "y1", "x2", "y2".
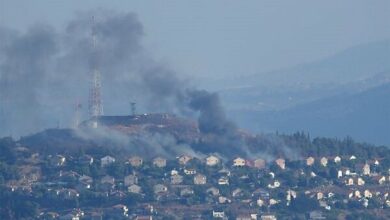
[{"x1": 1, "y1": 0, "x2": 390, "y2": 79}]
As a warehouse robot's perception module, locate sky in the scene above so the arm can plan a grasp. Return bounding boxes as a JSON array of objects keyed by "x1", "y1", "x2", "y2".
[{"x1": 1, "y1": 0, "x2": 390, "y2": 80}]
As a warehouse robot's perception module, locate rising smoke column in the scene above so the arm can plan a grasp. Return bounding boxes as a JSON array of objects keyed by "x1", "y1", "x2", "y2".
[
  {"x1": 0, "y1": 11, "x2": 146, "y2": 136},
  {"x1": 187, "y1": 89, "x2": 236, "y2": 135},
  {"x1": 0, "y1": 10, "x2": 249, "y2": 157},
  {"x1": 0, "y1": 25, "x2": 58, "y2": 136},
  {"x1": 186, "y1": 89, "x2": 247, "y2": 157}
]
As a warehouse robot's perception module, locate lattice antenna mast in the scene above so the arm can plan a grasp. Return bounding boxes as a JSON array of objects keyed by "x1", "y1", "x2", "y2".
[{"x1": 88, "y1": 16, "x2": 104, "y2": 126}]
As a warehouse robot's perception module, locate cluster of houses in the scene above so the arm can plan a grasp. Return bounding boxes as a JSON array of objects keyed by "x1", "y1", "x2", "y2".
[{"x1": 4, "y1": 149, "x2": 390, "y2": 220}]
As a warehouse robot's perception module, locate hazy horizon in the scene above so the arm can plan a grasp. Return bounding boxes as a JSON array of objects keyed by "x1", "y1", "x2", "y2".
[
  {"x1": 0, "y1": 1, "x2": 390, "y2": 145},
  {"x1": 1, "y1": 1, "x2": 390, "y2": 79}
]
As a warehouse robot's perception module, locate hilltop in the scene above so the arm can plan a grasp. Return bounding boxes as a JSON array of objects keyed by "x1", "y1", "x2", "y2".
[
  {"x1": 19, "y1": 113, "x2": 200, "y2": 158},
  {"x1": 80, "y1": 113, "x2": 200, "y2": 142},
  {"x1": 15, "y1": 111, "x2": 390, "y2": 161}
]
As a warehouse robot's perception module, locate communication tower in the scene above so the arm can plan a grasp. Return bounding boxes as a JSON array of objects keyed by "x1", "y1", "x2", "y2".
[{"x1": 88, "y1": 16, "x2": 104, "y2": 128}]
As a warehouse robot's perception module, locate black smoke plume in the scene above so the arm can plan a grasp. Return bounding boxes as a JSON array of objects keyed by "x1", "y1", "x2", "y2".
[
  {"x1": 0, "y1": 10, "x2": 244, "y2": 155},
  {"x1": 187, "y1": 89, "x2": 236, "y2": 135}
]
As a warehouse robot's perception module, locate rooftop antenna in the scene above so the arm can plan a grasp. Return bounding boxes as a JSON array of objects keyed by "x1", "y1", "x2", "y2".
[
  {"x1": 88, "y1": 15, "x2": 103, "y2": 128},
  {"x1": 130, "y1": 102, "x2": 136, "y2": 116}
]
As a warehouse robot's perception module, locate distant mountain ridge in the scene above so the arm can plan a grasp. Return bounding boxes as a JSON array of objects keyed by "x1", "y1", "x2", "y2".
[
  {"x1": 209, "y1": 40, "x2": 390, "y2": 117},
  {"x1": 242, "y1": 39, "x2": 390, "y2": 86},
  {"x1": 232, "y1": 83, "x2": 390, "y2": 146},
  {"x1": 209, "y1": 39, "x2": 390, "y2": 146}
]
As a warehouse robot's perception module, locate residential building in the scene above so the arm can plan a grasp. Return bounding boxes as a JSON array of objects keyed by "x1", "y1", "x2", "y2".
[
  {"x1": 286, "y1": 189, "x2": 297, "y2": 201},
  {"x1": 79, "y1": 175, "x2": 93, "y2": 186},
  {"x1": 184, "y1": 168, "x2": 197, "y2": 175},
  {"x1": 218, "y1": 176, "x2": 229, "y2": 185},
  {"x1": 207, "y1": 187, "x2": 220, "y2": 196},
  {"x1": 233, "y1": 157, "x2": 246, "y2": 167},
  {"x1": 152, "y1": 157, "x2": 166, "y2": 168},
  {"x1": 124, "y1": 174, "x2": 138, "y2": 186},
  {"x1": 212, "y1": 210, "x2": 225, "y2": 218},
  {"x1": 254, "y1": 159, "x2": 266, "y2": 169},
  {"x1": 320, "y1": 157, "x2": 328, "y2": 167},
  {"x1": 218, "y1": 196, "x2": 231, "y2": 204},
  {"x1": 252, "y1": 188, "x2": 270, "y2": 200},
  {"x1": 128, "y1": 184, "x2": 142, "y2": 194},
  {"x1": 345, "y1": 178, "x2": 354, "y2": 186},
  {"x1": 257, "y1": 199, "x2": 265, "y2": 207},
  {"x1": 170, "y1": 174, "x2": 183, "y2": 184},
  {"x1": 178, "y1": 155, "x2": 192, "y2": 165},
  {"x1": 136, "y1": 216, "x2": 153, "y2": 220},
  {"x1": 317, "y1": 192, "x2": 324, "y2": 200},
  {"x1": 129, "y1": 156, "x2": 143, "y2": 167},
  {"x1": 232, "y1": 188, "x2": 243, "y2": 197},
  {"x1": 275, "y1": 158, "x2": 286, "y2": 170},
  {"x1": 101, "y1": 156, "x2": 115, "y2": 167},
  {"x1": 261, "y1": 215, "x2": 277, "y2": 220},
  {"x1": 194, "y1": 174, "x2": 207, "y2": 185},
  {"x1": 171, "y1": 169, "x2": 179, "y2": 176},
  {"x1": 236, "y1": 214, "x2": 256, "y2": 220},
  {"x1": 363, "y1": 163, "x2": 370, "y2": 175},
  {"x1": 364, "y1": 189, "x2": 373, "y2": 198},
  {"x1": 49, "y1": 154, "x2": 66, "y2": 166},
  {"x1": 357, "y1": 177, "x2": 365, "y2": 186},
  {"x1": 337, "y1": 170, "x2": 343, "y2": 178},
  {"x1": 153, "y1": 184, "x2": 168, "y2": 194},
  {"x1": 206, "y1": 155, "x2": 220, "y2": 166},
  {"x1": 101, "y1": 175, "x2": 115, "y2": 185},
  {"x1": 306, "y1": 157, "x2": 315, "y2": 166},
  {"x1": 377, "y1": 176, "x2": 386, "y2": 185}
]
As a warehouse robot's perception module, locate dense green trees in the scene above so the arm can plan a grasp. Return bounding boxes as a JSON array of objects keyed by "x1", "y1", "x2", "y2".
[
  {"x1": 0, "y1": 137, "x2": 17, "y2": 163},
  {"x1": 0, "y1": 187, "x2": 39, "y2": 219},
  {"x1": 289, "y1": 194, "x2": 319, "y2": 212}
]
